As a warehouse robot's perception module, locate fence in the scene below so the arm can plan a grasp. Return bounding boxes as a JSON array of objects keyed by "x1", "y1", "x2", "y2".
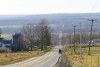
[
  {"x1": 65, "y1": 46, "x2": 100, "y2": 67},
  {"x1": 72, "y1": 55, "x2": 100, "y2": 67},
  {"x1": 83, "y1": 55, "x2": 100, "y2": 67}
]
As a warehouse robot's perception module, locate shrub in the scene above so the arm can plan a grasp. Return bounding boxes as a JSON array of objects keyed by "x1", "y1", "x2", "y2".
[{"x1": 0, "y1": 48, "x2": 10, "y2": 53}]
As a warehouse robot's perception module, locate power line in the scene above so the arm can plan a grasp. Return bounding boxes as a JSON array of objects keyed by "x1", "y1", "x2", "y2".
[
  {"x1": 87, "y1": 0, "x2": 99, "y2": 19},
  {"x1": 90, "y1": 0, "x2": 99, "y2": 13}
]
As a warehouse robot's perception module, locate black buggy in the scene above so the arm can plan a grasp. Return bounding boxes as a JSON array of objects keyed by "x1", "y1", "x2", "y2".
[{"x1": 59, "y1": 49, "x2": 62, "y2": 54}]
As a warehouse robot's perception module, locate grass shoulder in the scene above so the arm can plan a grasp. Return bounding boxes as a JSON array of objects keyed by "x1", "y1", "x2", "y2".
[{"x1": 0, "y1": 46, "x2": 53, "y2": 66}]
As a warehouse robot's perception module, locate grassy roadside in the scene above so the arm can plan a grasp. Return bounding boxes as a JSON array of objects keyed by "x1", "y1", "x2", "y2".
[
  {"x1": 0, "y1": 33, "x2": 53, "y2": 65},
  {"x1": 0, "y1": 46, "x2": 53, "y2": 66},
  {"x1": 0, "y1": 51, "x2": 44, "y2": 65},
  {"x1": 65, "y1": 45, "x2": 100, "y2": 67}
]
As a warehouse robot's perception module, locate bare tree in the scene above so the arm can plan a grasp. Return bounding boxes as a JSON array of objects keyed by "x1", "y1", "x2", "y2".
[
  {"x1": 21, "y1": 19, "x2": 51, "y2": 51},
  {"x1": 36, "y1": 19, "x2": 51, "y2": 50},
  {"x1": 21, "y1": 23, "x2": 36, "y2": 51}
]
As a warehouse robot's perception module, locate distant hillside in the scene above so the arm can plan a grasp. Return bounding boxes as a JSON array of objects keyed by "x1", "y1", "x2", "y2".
[{"x1": 0, "y1": 13, "x2": 100, "y2": 33}]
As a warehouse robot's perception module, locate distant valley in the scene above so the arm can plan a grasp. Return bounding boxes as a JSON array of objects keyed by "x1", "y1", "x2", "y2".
[{"x1": 0, "y1": 13, "x2": 100, "y2": 33}]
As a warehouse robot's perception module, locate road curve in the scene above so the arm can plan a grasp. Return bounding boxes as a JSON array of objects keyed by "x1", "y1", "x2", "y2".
[{"x1": 1, "y1": 46, "x2": 62, "y2": 67}]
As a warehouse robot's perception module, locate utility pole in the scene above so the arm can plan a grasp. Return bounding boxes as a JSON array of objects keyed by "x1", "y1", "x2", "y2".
[
  {"x1": 80, "y1": 22, "x2": 82, "y2": 58},
  {"x1": 0, "y1": 28, "x2": 2, "y2": 38},
  {"x1": 59, "y1": 25, "x2": 64, "y2": 46},
  {"x1": 73, "y1": 25, "x2": 76, "y2": 53},
  {"x1": 70, "y1": 33, "x2": 72, "y2": 48},
  {"x1": 88, "y1": 19, "x2": 97, "y2": 55}
]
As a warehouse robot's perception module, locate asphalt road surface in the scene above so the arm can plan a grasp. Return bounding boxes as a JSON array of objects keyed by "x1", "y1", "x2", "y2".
[{"x1": 1, "y1": 46, "x2": 62, "y2": 67}]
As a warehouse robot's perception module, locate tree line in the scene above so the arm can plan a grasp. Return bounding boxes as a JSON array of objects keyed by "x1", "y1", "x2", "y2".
[
  {"x1": 67, "y1": 32, "x2": 100, "y2": 45},
  {"x1": 12, "y1": 19, "x2": 51, "y2": 51}
]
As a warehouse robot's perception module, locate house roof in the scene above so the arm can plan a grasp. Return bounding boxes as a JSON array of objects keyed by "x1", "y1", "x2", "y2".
[{"x1": 13, "y1": 33, "x2": 21, "y2": 37}]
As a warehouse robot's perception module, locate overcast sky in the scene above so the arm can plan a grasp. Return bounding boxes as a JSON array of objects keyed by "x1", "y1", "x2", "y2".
[{"x1": 0, "y1": 0, "x2": 100, "y2": 15}]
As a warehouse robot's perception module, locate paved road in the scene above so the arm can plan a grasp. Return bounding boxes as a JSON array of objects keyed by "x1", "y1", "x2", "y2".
[
  {"x1": 1, "y1": 46, "x2": 62, "y2": 67},
  {"x1": 53, "y1": 49, "x2": 72, "y2": 67}
]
